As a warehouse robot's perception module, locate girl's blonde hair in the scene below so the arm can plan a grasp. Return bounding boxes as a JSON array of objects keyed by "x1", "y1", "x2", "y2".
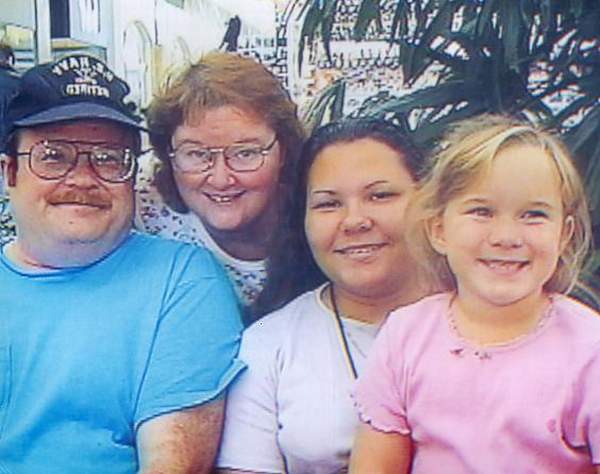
[{"x1": 407, "y1": 114, "x2": 592, "y2": 294}]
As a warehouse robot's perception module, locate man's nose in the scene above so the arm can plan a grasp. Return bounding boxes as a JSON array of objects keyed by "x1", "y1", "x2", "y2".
[{"x1": 62, "y1": 154, "x2": 100, "y2": 187}]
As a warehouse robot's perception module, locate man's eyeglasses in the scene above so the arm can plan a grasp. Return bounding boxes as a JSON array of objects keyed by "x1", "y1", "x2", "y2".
[
  {"x1": 16, "y1": 140, "x2": 138, "y2": 183},
  {"x1": 169, "y1": 136, "x2": 278, "y2": 173}
]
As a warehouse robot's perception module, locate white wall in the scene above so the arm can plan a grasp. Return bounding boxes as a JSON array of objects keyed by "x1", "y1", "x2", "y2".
[{"x1": 110, "y1": 0, "x2": 275, "y2": 108}]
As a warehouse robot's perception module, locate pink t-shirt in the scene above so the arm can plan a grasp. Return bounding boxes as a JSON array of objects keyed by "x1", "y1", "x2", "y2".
[{"x1": 354, "y1": 293, "x2": 600, "y2": 473}]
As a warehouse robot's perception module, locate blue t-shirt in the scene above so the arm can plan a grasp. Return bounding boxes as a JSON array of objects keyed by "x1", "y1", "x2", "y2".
[{"x1": 0, "y1": 232, "x2": 245, "y2": 474}]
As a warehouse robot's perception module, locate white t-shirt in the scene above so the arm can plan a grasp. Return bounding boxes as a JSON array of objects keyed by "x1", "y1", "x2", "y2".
[
  {"x1": 135, "y1": 155, "x2": 267, "y2": 307},
  {"x1": 218, "y1": 286, "x2": 379, "y2": 473}
]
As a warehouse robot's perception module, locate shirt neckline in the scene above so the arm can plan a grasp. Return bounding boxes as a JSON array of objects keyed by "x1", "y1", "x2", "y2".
[
  {"x1": 181, "y1": 211, "x2": 266, "y2": 269},
  {"x1": 0, "y1": 232, "x2": 136, "y2": 277},
  {"x1": 444, "y1": 293, "x2": 558, "y2": 357}
]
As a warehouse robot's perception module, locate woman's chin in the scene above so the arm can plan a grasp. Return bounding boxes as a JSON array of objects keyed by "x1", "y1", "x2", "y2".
[{"x1": 201, "y1": 212, "x2": 269, "y2": 239}]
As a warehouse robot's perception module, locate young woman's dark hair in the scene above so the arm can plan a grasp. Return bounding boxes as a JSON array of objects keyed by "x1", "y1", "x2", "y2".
[{"x1": 253, "y1": 117, "x2": 425, "y2": 316}]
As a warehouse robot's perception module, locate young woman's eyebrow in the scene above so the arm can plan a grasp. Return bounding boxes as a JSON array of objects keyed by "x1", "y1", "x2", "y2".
[
  {"x1": 364, "y1": 180, "x2": 390, "y2": 189},
  {"x1": 309, "y1": 189, "x2": 336, "y2": 196}
]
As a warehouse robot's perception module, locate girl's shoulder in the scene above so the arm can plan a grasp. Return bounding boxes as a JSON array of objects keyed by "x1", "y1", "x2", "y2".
[
  {"x1": 551, "y1": 294, "x2": 600, "y2": 344},
  {"x1": 553, "y1": 293, "x2": 600, "y2": 316},
  {"x1": 382, "y1": 293, "x2": 452, "y2": 341},
  {"x1": 387, "y1": 293, "x2": 452, "y2": 324}
]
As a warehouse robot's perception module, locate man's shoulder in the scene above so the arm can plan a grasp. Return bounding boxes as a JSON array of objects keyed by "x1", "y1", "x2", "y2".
[
  {"x1": 120, "y1": 232, "x2": 223, "y2": 278},
  {"x1": 126, "y1": 231, "x2": 208, "y2": 252}
]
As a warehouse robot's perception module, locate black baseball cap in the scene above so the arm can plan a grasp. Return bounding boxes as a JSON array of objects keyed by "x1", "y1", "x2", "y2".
[{"x1": 6, "y1": 54, "x2": 145, "y2": 134}]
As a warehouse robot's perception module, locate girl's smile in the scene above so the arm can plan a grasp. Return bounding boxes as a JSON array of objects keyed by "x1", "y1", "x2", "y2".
[{"x1": 477, "y1": 257, "x2": 529, "y2": 274}]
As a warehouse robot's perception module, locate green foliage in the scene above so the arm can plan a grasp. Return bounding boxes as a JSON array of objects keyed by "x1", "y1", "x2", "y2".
[
  {"x1": 302, "y1": 79, "x2": 347, "y2": 132},
  {"x1": 299, "y1": 0, "x2": 600, "y2": 300},
  {"x1": 299, "y1": 0, "x2": 600, "y2": 160},
  {"x1": 354, "y1": 0, "x2": 383, "y2": 40},
  {"x1": 298, "y1": 0, "x2": 341, "y2": 74}
]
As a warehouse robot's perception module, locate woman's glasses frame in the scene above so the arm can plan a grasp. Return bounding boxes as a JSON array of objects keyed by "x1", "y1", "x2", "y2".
[{"x1": 168, "y1": 136, "x2": 278, "y2": 174}]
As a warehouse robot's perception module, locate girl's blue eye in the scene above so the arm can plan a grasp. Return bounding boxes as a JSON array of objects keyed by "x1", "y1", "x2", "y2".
[
  {"x1": 523, "y1": 210, "x2": 548, "y2": 220},
  {"x1": 467, "y1": 207, "x2": 492, "y2": 217}
]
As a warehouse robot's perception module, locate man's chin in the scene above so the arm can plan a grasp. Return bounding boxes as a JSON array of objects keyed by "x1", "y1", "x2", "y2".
[
  {"x1": 201, "y1": 209, "x2": 273, "y2": 237},
  {"x1": 42, "y1": 229, "x2": 130, "y2": 267},
  {"x1": 52, "y1": 228, "x2": 111, "y2": 244}
]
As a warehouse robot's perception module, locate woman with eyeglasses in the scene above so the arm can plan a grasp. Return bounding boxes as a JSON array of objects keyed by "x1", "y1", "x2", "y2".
[
  {"x1": 136, "y1": 52, "x2": 305, "y2": 321},
  {"x1": 216, "y1": 118, "x2": 432, "y2": 473}
]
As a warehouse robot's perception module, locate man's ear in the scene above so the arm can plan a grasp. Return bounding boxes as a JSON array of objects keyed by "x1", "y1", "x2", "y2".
[
  {"x1": 427, "y1": 215, "x2": 447, "y2": 256},
  {"x1": 1, "y1": 155, "x2": 18, "y2": 188},
  {"x1": 560, "y1": 215, "x2": 575, "y2": 253}
]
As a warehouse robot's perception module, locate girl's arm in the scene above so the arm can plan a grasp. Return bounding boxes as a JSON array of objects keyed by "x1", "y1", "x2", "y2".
[{"x1": 349, "y1": 423, "x2": 412, "y2": 474}]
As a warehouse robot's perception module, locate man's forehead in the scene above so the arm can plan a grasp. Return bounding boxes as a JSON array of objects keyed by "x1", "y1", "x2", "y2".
[{"x1": 20, "y1": 120, "x2": 139, "y2": 145}]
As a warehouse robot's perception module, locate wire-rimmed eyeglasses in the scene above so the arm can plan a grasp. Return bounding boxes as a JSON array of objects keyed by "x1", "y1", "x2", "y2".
[
  {"x1": 169, "y1": 136, "x2": 278, "y2": 173},
  {"x1": 15, "y1": 140, "x2": 138, "y2": 183}
]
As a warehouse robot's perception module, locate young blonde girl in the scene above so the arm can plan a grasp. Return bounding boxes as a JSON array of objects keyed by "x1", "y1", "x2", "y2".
[{"x1": 350, "y1": 114, "x2": 600, "y2": 473}]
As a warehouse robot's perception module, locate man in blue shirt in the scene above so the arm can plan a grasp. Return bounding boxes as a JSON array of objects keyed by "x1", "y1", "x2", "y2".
[{"x1": 0, "y1": 54, "x2": 244, "y2": 473}]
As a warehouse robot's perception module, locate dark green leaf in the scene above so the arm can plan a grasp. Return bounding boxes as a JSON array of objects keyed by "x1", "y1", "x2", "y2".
[
  {"x1": 353, "y1": 0, "x2": 382, "y2": 40},
  {"x1": 301, "y1": 80, "x2": 346, "y2": 131},
  {"x1": 499, "y1": 2, "x2": 525, "y2": 71}
]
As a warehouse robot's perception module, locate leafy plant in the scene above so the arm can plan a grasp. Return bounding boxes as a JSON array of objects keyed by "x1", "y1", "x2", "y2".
[{"x1": 298, "y1": 0, "x2": 600, "y2": 296}]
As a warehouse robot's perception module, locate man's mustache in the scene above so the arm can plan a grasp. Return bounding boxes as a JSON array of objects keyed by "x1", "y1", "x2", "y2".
[{"x1": 47, "y1": 190, "x2": 112, "y2": 209}]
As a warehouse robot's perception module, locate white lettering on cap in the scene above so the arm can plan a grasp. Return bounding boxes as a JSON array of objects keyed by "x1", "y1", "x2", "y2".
[
  {"x1": 65, "y1": 84, "x2": 110, "y2": 98},
  {"x1": 51, "y1": 56, "x2": 114, "y2": 84}
]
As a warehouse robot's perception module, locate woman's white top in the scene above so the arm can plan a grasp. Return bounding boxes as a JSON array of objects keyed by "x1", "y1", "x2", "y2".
[
  {"x1": 217, "y1": 286, "x2": 379, "y2": 473},
  {"x1": 135, "y1": 155, "x2": 267, "y2": 307}
]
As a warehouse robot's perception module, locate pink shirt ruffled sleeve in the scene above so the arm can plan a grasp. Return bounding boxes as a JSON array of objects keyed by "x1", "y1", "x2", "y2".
[{"x1": 353, "y1": 303, "x2": 412, "y2": 435}]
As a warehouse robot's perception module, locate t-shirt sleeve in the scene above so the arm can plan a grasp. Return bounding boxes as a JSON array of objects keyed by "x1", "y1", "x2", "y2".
[
  {"x1": 133, "y1": 249, "x2": 245, "y2": 428},
  {"x1": 562, "y1": 343, "x2": 600, "y2": 464},
  {"x1": 353, "y1": 316, "x2": 410, "y2": 435},
  {"x1": 217, "y1": 323, "x2": 284, "y2": 473}
]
